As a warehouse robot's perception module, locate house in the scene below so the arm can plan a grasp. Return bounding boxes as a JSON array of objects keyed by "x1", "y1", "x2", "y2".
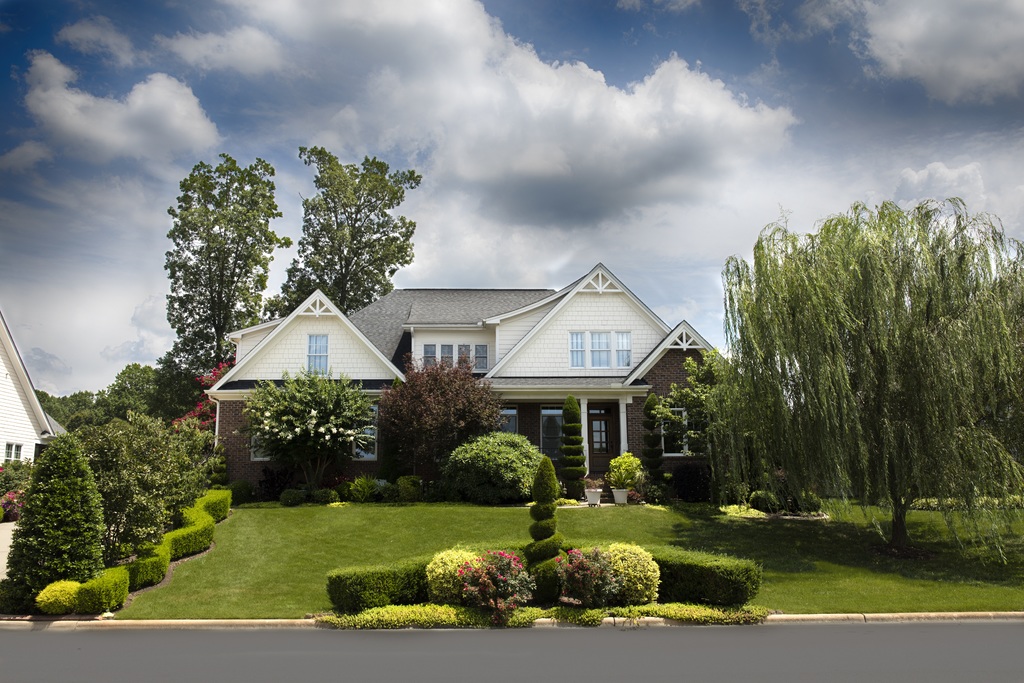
[
  {"x1": 208, "y1": 263, "x2": 711, "y2": 485},
  {"x1": 0, "y1": 306, "x2": 63, "y2": 464}
]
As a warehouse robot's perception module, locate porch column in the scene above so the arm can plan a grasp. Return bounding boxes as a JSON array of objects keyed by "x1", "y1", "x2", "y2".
[
  {"x1": 619, "y1": 398, "x2": 629, "y2": 454},
  {"x1": 580, "y1": 396, "x2": 589, "y2": 474}
]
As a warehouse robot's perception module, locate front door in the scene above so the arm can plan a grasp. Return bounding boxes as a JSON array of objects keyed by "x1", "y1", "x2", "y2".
[{"x1": 587, "y1": 403, "x2": 619, "y2": 475}]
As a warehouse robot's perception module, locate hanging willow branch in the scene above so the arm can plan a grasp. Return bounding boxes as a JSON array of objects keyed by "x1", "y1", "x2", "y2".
[{"x1": 717, "y1": 199, "x2": 1024, "y2": 550}]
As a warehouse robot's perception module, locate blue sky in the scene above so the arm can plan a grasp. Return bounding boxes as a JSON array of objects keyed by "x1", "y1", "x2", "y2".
[{"x1": 1, "y1": 0, "x2": 1022, "y2": 395}]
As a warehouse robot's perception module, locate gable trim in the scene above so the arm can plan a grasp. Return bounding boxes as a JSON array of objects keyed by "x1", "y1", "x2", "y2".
[
  {"x1": 486, "y1": 263, "x2": 671, "y2": 378},
  {"x1": 0, "y1": 307, "x2": 57, "y2": 439},
  {"x1": 210, "y1": 289, "x2": 405, "y2": 392},
  {"x1": 625, "y1": 320, "x2": 712, "y2": 385}
]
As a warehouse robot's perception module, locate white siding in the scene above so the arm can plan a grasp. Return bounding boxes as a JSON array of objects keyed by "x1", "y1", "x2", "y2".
[
  {"x1": 496, "y1": 302, "x2": 556, "y2": 360},
  {"x1": 412, "y1": 329, "x2": 495, "y2": 370},
  {"x1": 239, "y1": 317, "x2": 397, "y2": 381},
  {"x1": 494, "y1": 291, "x2": 665, "y2": 378},
  {"x1": 0, "y1": 340, "x2": 43, "y2": 462},
  {"x1": 236, "y1": 327, "x2": 275, "y2": 360}
]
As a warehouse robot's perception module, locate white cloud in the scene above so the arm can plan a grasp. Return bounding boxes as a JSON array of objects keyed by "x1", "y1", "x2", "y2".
[
  {"x1": 100, "y1": 295, "x2": 175, "y2": 363},
  {"x1": 156, "y1": 25, "x2": 286, "y2": 76},
  {"x1": 895, "y1": 161, "x2": 987, "y2": 209},
  {"x1": 22, "y1": 51, "x2": 219, "y2": 163},
  {"x1": 55, "y1": 16, "x2": 138, "y2": 67},
  {"x1": 0, "y1": 141, "x2": 54, "y2": 171},
  {"x1": 858, "y1": 0, "x2": 1024, "y2": 104}
]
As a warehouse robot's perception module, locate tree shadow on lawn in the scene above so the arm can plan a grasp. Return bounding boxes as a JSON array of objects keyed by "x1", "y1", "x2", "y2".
[{"x1": 668, "y1": 503, "x2": 1024, "y2": 588}]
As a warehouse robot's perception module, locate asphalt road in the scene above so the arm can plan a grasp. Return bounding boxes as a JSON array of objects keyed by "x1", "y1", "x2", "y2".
[{"x1": 1, "y1": 622, "x2": 1022, "y2": 683}]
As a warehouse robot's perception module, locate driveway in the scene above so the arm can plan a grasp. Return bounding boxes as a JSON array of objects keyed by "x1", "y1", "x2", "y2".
[{"x1": 0, "y1": 521, "x2": 14, "y2": 580}]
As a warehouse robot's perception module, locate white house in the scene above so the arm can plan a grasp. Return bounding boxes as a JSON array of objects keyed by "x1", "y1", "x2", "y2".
[
  {"x1": 0, "y1": 306, "x2": 62, "y2": 464},
  {"x1": 208, "y1": 263, "x2": 711, "y2": 485}
]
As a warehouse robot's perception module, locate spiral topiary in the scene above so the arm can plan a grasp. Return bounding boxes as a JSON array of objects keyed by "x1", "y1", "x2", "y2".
[
  {"x1": 559, "y1": 396, "x2": 587, "y2": 499},
  {"x1": 525, "y1": 457, "x2": 564, "y2": 602}
]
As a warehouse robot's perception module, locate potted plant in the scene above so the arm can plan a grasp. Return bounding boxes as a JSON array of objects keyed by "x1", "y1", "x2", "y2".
[
  {"x1": 607, "y1": 452, "x2": 643, "y2": 505},
  {"x1": 583, "y1": 476, "x2": 604, "y2": 507}
]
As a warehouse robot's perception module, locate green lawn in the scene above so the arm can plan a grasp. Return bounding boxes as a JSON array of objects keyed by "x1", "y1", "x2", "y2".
[{"x1": 116, "y1": 502, "x2": 1024, "y2": 619}]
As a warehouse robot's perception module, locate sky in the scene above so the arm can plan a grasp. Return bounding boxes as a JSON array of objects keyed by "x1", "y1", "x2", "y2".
[{"x1": 1, "y1": 0, "x2": 1022, "y2": 396}]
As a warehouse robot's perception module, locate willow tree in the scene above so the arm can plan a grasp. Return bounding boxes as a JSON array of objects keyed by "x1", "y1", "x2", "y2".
[{"x1": 719, "y1": 199, "x2": 1024, "y2": 549}]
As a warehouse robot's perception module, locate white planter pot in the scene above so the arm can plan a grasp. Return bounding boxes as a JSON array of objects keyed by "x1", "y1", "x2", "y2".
[
  {"x1": 612, "y1": 488, "x2": 628, "y2": 505},
  {"x1": 584, "y1": 489, "x2": 603, "y2": 507}
]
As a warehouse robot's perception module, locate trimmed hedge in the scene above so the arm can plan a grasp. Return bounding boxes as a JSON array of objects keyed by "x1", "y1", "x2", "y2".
[
  {"x1": 76, "y1": 567, "x2": 129, "y2": 614},
  {"x1": 36, "y1": 580, "x2": 82, "y2": 615},
  {"x1": 125, "y1": 542, "x2": 172, "y2": 592},
  {"x1": 165, "y1": 505, "x2": 215, "y2": 560},
  {"x1": 647, "y1": 545, "x2": 762, "y2": 606},
  {"x1": 326, "y1": 557, "x2": 431, "y2": 614},
  {"x1": 198, "y1": 490, "x2": 232, "y2": 522}
]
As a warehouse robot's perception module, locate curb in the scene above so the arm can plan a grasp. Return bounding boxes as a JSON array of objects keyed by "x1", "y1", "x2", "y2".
[{"x1": 4, "y1": 612, "x2": 1024, "y2": 630}]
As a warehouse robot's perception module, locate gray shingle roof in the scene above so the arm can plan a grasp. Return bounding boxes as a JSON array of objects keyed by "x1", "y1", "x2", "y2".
[{"x1": 349, "y1": 288, "x2": 555, "y2": 361}]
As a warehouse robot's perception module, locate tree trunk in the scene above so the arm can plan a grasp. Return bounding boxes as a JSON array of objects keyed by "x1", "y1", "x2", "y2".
[{"x1": 889, "y1": 503, "x2": 911, "y2": 549}]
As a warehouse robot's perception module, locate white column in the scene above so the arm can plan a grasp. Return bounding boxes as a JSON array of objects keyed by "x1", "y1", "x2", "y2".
[
  {"x1": 580, "y1": 397, "x2": 590, "y2": 474},
  {"x1": 619, "y1": 398, "x2": 629, "y2": 454}
]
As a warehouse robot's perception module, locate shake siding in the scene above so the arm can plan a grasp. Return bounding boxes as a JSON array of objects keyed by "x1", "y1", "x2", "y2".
[
  {"x1": 0, "y1": 341, "x2": 44, "y2": 460},
  {"x1": 495, "y1": 292, "x2": 665, "y2": 378},
  {"x1": 236, "y1": 327, "x2": 275, "y2": 360},
  {"x1": 413, "y1": 329, "x2": 495, "y2": 369},
  {"x1": 240, "y1": 317, "x2": 396, "y2": 381},
  {"x1": 497, "y1": 303, "x2": 556, "y2": 360}
]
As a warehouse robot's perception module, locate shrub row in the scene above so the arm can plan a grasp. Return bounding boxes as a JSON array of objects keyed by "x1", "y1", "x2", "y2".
[
  {"x1": 647, "y1": 545, "x2": 762, "y2": 606},
  {"x1": 35, "y1": 567, "x2": 130, "y2": 615},
  {"x1": 326, "y1": 556, "x2": 431, "y2": 613}
]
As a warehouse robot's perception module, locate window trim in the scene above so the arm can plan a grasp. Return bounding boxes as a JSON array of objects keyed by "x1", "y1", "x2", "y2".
[
  {"x1": 307, "y1": 334, "x2": 329, "y2": 374},
  {"x1": 4, "y1": 443, "x2": 23, "y2": 462},
  {"x1": 569, "y1": 331, "x2": 633, "y2": 369},
  {"x1": 474, "y1": 344, "x2": 488, "y2": 371},
  {"x1": 423, "y1": 344, "x2": 437, "y2": 367},
  {"x1": 250, "y1": 436, "x2": 270, "y2": 462},
  {"x1": 662, "y1": 406, "x2": 689, "y2": 456}
]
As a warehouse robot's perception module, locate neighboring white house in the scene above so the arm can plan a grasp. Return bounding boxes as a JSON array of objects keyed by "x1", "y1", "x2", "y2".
[
  {"x1": 208, "y1": 263, "x2": 711, "y2": 485},
  {"x1": 0, "y1": 306, "x2": 62, "y2": 464}
]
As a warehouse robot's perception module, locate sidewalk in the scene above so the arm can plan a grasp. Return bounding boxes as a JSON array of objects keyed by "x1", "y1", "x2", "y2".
[{"x1": 0, "y1": 521, "x2": 14, "y2": 580}]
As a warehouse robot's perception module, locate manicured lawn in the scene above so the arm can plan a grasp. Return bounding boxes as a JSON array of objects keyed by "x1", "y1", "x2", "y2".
[{"x1": 117, "y1": 501, "x2": 1024, "y2": 619}]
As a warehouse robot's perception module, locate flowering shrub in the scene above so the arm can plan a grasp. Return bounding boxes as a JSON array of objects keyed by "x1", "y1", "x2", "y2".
[
  {"x1": 460, "y1": 550, "x2": 535, "y2": 625},
  {"x1": 1, "y1": 490, "x2": 25, "y2": 520},
  {"x1": 174, "y1": 361, "x2": 233, "y2": 431},
  {"x1": 555, "y1": 547, "x2": 622, "y2": 608}
]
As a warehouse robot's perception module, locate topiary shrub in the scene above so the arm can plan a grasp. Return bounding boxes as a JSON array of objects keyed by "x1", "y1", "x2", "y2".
[
  {"x1": 311, "y1": 488, "x2": 340, "y2": 505},
  {"x1": 397, "y1": 475, "x2": 422, "y2": 503},
  {"x1": 559, "y1": 396, "x2": 586, "y2": 499},
  {"x1": 748, "y1": 490, "x2": 781, "y2": 514},
  {"x1": 326, "y1": 557, "x2": 430, "y2": 613},
  {"x1": 606, "y1": 543, "x2": 659, "y2": 606},
  {"x1": 75, "y1": 567, "x2": 129, "y2": 614},
  {"x1": 3, "y1": 433, "x2": 105, "y2": 612},
  {"x1": 35, "y1": 580, "x2": 82, "y2": 615},
  {"x1": 647, "y1": 545, "x2": 762, "y2": 606},
  {"x1": 426, "y1": 547, "x2": 480, "y2": 605},
  {"x1": 524, "y1": 456, "x2": 564, "y2": 603},
  {"x1": 227, "y1": 479, "x2": 254, "y2": 505},
  {"x1": 279, "y1": 488, "x2": 308, "y2": 507},
  {"x1": 441, "y1": 433, "x2": 544, "y2": 505}
]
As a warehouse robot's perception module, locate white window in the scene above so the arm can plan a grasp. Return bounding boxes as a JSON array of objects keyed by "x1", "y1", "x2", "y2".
[
  {"x1": 423, "y1": 344, "x2": 437, "y2": 367},
  {"x1": 354, "y1": 405, "x2": 378, "y2": 461},
  {"x1": 590, "y1": 332, "x2": 611, "y2": 368},
  {"x1": 308, "y1": 334, "x2": 328, "y2": 374},
  {"x1": 569, "y1": 332, "x2": 585, "y2": 368},
  {"x1": 440, "y1": 344, "x2": 454, "y2": 366},
  {"x1": 500, "y1": 407, "x2": 518, "y2": 433},
  {"x1": 250, "y1": 437, "x2": 270, "y2": 462},
  {"x1": 616, "y1": 332, "x2": 632, "y2": 368},
  {"x1": 4, "y1": 443, "x2": 23, "y2": 462},
  {"x1": 475, "y1": 345, "x2": 488, "y2": 371}
]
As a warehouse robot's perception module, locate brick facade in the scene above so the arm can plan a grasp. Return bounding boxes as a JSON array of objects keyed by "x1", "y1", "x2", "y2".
[{"x1": 626, "y1": 348, "x2": 702, "y2": 456}]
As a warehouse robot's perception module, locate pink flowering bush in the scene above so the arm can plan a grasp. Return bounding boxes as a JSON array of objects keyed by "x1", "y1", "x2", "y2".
[
  {"x1": 460, "y1": 550, "x2": 535, "y2": 625},
  {"x1": 1, "y1": 490, "x2": 25, "y2": 521},
  {"x1": 555, "y1": 547, "x2": 623, "y2": 608}
]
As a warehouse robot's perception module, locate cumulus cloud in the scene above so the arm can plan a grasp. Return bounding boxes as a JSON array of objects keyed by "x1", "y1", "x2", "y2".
[
  {"x1": 56, "y1": 16, "x2": 138, "y2": 67},
  {"x1": 857, "y1": 0, "x2": 1024, "y2": 104},
  {"x1": 156, "y1": 25, "x2": 286, "y2": 76},
  {"x1": 0, "y1": 141, "x2": 54, "y2": 171},
  {"x1": 23, "y1": 347, "x2": 73, "y2": 379},
  {"x1": 895, "y1": 161, "x2": 987, "y2": 209},
  {"x1": 22, "y1": 51, "x2": 219, "y2": 163},
  {"x1": 100, "y1": 295, "x2": 174, "y2": 363}
]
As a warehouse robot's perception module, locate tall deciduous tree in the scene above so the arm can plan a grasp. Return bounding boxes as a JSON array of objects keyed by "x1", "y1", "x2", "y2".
[
  {"x1": 165, "y1": 154, "x2": 289, "y2": 372},
  {"x1": 718, "y1": 199, "x2": 1024, "y2": 549},
  {"x1": 264, "y1": 147, "x2": 421, "y2": 318}
]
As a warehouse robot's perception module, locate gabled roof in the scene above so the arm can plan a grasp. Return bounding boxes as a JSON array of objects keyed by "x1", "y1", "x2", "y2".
[
  {"x1": 349, "y1": 288, "x2": 554, "y2": 360},
  {"x1": 210, "y1": 289, "x2": 405, "y2": 392},
  {"x1": 625, "y1": 320, "x2": 712, "y2": 385},
  {"x1": 0, "y1": 306, "x2": 60, "y2": 440},
  {"x1": 486, "y1": 263, "x2": 671, "y2": 377}
]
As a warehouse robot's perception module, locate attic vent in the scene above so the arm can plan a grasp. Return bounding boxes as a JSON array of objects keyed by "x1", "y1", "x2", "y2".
[{"x1": 668, "y1": 329, "x2": 704, "y2": 350}]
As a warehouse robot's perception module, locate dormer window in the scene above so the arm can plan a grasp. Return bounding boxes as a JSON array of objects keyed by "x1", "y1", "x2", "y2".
[{"x1": 308, "y1": 334, "x2": 328, "y2": 374}]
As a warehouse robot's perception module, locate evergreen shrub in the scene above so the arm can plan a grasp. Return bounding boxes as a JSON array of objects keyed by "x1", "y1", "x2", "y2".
[
  {"x1": 559, "y1": 397, "x2": 586, "y2": 499},
  {"x1": 326, "y1": 557, "x2": 430, "y2": 613},
  {"x1": 442, "y1": 433, "x2": 543, "y2": 505},
  {"x1": 165, "y1": 505, "x2": 215, "y2": 560},
  {"x1": 227, "y1": 479, "x2": 254, "y2": 505},
  {"x1": 556, "y1": 547, "x2": 622, "y2": 608},
  {"x1": 397, "y1": 475, "x2": 422, "y2": 502},
  {"x1": 75, "y1": 567, "x2": 129, "y2": 614},
  {"x1": 125, "y1": 542, "x2": 171, "y2": 591},
  {"x1": 426, "y1": 547, "x2": 479, "y2": 605},
  {"x1": 35, "y1": 580, "x2": 82, "y2": 615},
  {"x1": 279, "y1": 488, "x2": 308, "y2": 507},
  {"x1": 647, "y1": 545, "x2": 762, "y2": 606},
  {"x1": 606, "y1": 543, "x2": 659, "y2": 605},
  {"x1": 198, "y1": 489, "x2": 232, "y2": 522},
  {"x1": 748, "y1": 490, "x2": 781, "y2": 514},
  {"x1": 311, "y1": 488, "x2": 340, "y2": 505}
]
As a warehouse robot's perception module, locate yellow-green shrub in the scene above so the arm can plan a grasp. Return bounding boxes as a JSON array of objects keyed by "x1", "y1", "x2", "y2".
[
  {"x1": 426, "y1": 547, "x2": 480, "y2": 605},
  {"x1": 606, "y1": 543, "x2": 659, "y2": 605},
  {"x1": 75, "y1": 567, "x2": 129, "y2": 613},
  {"x1": 35, "y1": 580, "x2": 82, "y2": 615}
]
